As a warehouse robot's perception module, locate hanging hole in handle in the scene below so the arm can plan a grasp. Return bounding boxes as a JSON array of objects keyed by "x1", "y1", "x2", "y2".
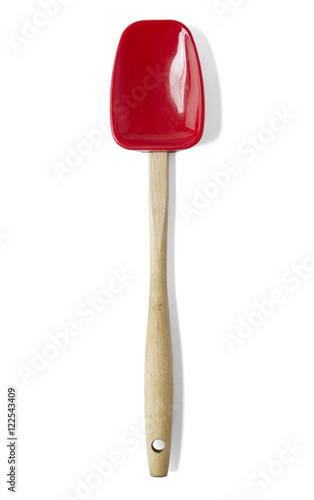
[{"x1": 151, "y1": 439, "x2": 165, "y2": 453}]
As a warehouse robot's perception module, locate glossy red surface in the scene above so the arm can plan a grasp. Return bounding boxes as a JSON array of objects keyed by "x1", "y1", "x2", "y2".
[{"x1": 110, "y1": 20, "x2": 205, "y2": 151}]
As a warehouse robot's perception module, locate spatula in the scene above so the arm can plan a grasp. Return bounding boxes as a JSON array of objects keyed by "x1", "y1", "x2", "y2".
[{"x1": 110, "y1": 19, "x2": 205, "y2": 477}]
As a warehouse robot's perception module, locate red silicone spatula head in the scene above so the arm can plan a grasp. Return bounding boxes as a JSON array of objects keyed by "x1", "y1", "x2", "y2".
[{"x1": 110, "y1": 20, "x2": 205, "y2": 151}]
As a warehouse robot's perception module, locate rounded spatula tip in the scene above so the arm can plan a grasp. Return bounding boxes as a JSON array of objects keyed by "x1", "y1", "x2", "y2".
[{"x1": 110, "y1": 20, "x2": 205, "y2": 152}]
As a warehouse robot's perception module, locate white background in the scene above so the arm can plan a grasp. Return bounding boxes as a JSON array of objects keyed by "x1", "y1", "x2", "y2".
[{"x1": 1, "y1": 0, "x2": 314, "y2": 499}]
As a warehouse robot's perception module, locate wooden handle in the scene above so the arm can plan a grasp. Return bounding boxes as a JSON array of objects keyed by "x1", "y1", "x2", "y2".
[{"x1": 145, "y1": 152, "x2": 173, "y2": 477}]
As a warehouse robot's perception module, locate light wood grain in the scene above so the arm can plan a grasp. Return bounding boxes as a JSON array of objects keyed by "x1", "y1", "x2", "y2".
[{"x1": 145, "y1": 152, "x2": 173, "y2": 477}]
